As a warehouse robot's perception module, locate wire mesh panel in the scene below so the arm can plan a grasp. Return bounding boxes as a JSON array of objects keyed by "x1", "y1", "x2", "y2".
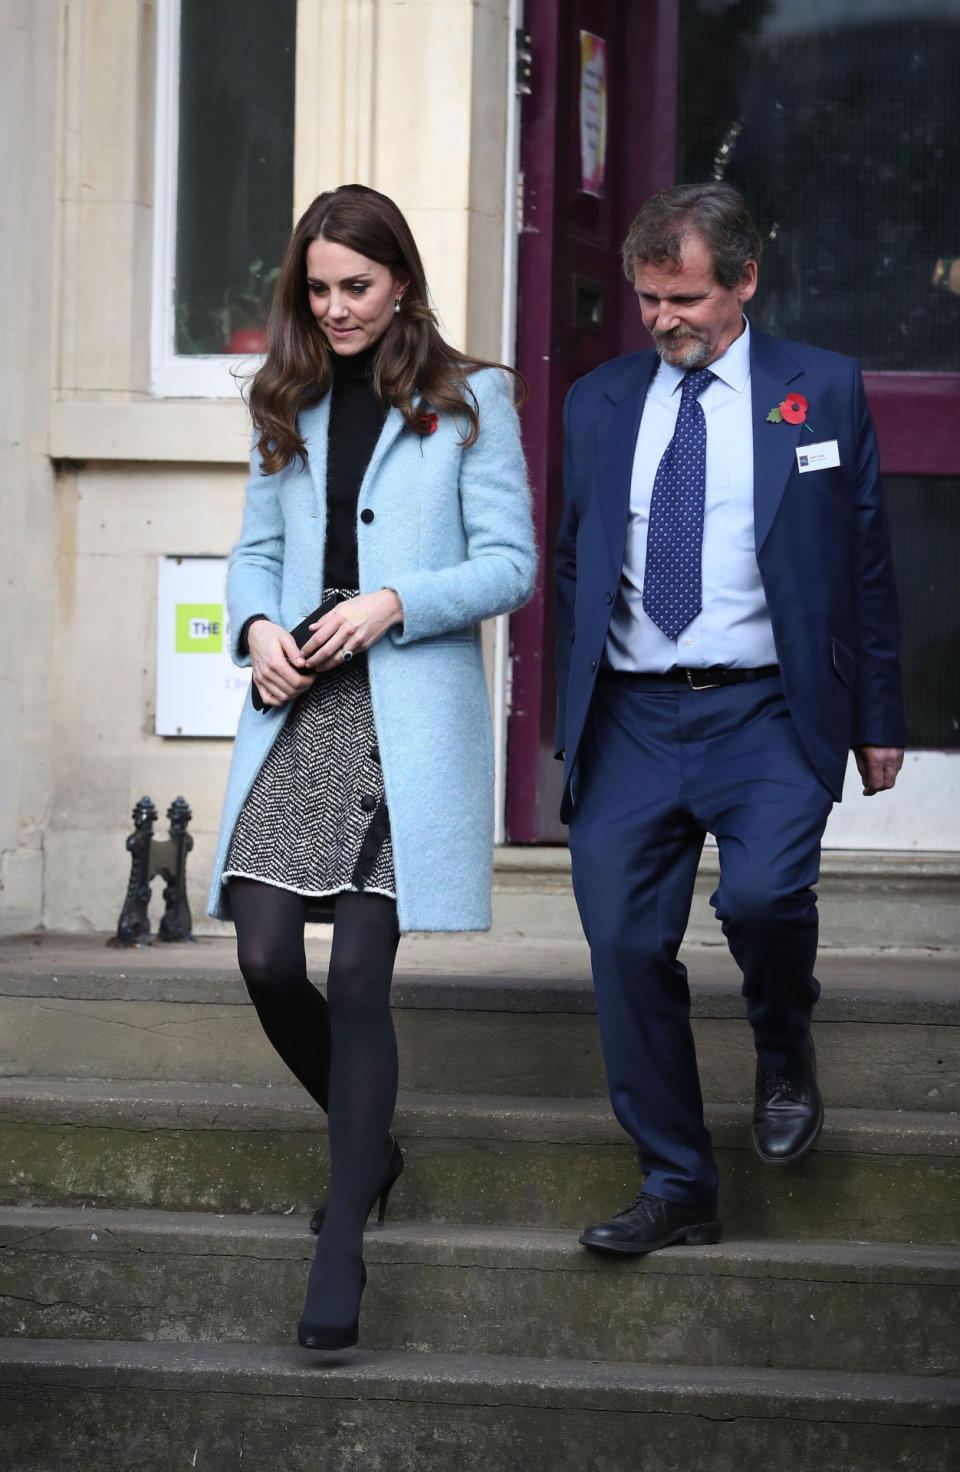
[
  {"x1": 884, "y1": 475, "x2": 960, "y2": 749},
  {"x1": 676, "y1": 0, "x2": 960, "y2": 372}
]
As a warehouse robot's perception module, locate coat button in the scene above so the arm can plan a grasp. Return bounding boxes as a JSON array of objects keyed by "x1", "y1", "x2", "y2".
[
  {"x1": 604, "y1": 591, "x2": 614, "y2": 604},
  {"x1": 360, "y1": 794, "x2": 377, "y2": 813},
  {"x1": 589, "y1": 659, "x2": 597, "y2": 672},
  {"x1": 370, "y1": 745, "x2": 380, "y2": 763},
  {"x1": 360, "y1": 508, "x2": 374, "y2": 524}
]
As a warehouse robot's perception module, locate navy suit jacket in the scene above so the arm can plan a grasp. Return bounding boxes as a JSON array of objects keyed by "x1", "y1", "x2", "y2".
[{"x1": 555, "y1": 328, "x2": 906, "y2": 822}]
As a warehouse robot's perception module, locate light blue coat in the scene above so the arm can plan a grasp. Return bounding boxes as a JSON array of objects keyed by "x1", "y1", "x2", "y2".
[{"x1": 207, "y1": 367, "x2": 536, "y2": 932}]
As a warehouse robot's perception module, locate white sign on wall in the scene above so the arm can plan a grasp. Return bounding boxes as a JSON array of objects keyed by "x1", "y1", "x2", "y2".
[{"x1": 156, "y1": 556, "x2": 249, "y2": 736}]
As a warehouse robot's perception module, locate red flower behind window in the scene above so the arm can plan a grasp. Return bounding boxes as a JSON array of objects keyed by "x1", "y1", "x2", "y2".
[{"x1": 419, "y1": 411, "x2": 439, "y2": 436}]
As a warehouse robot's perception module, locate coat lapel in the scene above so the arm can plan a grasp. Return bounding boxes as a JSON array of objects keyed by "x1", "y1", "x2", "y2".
[
  {"x1": 299, "y1": 392, "x2": 411, "y2": 518},
  {"x1": 299, "y1": 394, "x2": 331, "y2": 517},
  {"x1": 750, "y1": 331, "x2": 806, "y2": 551},
  {"x1": 361, "y1": 405, "x2": 407, "y2": 496},
  {"x1": 592, "y1": 353, "x2": 658, "y2": 579}
]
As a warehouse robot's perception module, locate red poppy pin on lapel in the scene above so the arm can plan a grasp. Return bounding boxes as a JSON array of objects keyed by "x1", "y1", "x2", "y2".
[
  {"x1": 767, "y1": 394, "x2": 815, "y2": 434},
  {"x1": 419, "y1": 411, "x2": 439, "y2": 435}
]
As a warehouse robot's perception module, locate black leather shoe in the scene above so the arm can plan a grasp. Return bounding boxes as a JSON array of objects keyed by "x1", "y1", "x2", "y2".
[
  {"x1": 579, "y1": 1192, "x2": 721, "y2": 1254},
  {"x1": 309, "y1": 1135, "x2": 403, "y2": 1235},
  {"x1": 752, "y1": 1037, "x2": 823, "y2": 1164}
]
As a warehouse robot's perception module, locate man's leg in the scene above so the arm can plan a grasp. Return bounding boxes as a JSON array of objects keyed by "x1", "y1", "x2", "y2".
[
  {"x1": 690, "y1": 679, "x2": 834, "y2": 1161},
  {"x1": 569, "y1": 679, "x2": 719, "y2": 1210}
]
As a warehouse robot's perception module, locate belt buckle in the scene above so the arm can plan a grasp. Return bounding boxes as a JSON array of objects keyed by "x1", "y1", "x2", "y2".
[{"x1": 686, "y1": 667, "x2": 722, "y2": 691}]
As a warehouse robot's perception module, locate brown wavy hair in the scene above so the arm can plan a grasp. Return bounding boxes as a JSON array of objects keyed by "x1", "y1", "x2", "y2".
[{"x1": 248, "y1": 184, "x2": 524, "y2": 474}]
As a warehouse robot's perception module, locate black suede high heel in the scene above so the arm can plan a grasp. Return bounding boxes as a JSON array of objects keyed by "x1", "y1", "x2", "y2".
[
  {"x1": 309, "y1": 1135, "x2": 404, "y2": 1235},
  {"x1": 297, "y1": 1260, "x2": 366, "y2": 1350}
]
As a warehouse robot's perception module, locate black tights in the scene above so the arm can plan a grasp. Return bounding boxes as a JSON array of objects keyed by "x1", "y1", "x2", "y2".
[
  {"x1": 232, "y1": 881, "x2": 332, "y2": 1109},
  {"x1": 232, "y1": 879, "x2": 400, "y2": 1327}
]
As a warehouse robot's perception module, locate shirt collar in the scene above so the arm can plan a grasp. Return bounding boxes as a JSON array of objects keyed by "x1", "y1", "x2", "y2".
[
  {"x1": 709, "y1": 316, "x2": 751, "y2": 392},
  {"x1": 655, "y1": 316, "x2": 751, "y2": 397}
]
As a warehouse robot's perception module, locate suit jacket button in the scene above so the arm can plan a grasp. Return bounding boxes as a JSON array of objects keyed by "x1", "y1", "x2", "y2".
[
  {"x1": 360, "y1": 794, "x2": 377, "y2": 813},
  {"x1": 589, "y1": 659, "x2": 597, "y2": 672},
  {"x1": 604, "y1": 591, "x2": 614, "y2": 604},
  {"x1": 360, "y1": 508, "x2": 374, "y2": 524}
]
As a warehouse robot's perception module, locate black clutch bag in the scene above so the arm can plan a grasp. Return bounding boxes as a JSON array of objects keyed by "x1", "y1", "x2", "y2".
[{"x1": 250, "y1": 593, "x2": 345, "y2": 711}]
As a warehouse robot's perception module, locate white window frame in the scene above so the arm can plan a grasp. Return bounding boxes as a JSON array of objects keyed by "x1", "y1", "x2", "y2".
[{"x1": 150, "y1": 0, "x2": 262, "y2": 398}]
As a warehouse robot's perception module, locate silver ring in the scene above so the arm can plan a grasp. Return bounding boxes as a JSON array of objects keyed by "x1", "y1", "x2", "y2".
[{"x1": 340, "y1": 647, "x2": 353, "y2": 663}]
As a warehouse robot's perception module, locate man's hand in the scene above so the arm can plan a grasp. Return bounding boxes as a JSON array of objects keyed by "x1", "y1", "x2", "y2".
[{"x1": 854, "y1": 745, "x2": 904, "y2": 796}]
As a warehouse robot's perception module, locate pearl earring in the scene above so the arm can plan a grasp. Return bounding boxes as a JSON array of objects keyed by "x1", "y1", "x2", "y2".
[{"x1": 394, "y1": 297, "x2": 402, "y2": 314}]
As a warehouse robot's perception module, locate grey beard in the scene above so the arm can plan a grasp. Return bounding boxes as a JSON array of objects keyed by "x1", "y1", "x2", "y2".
[{"x1": 655, "y1": 333, "x2": 709, "y2": 367}]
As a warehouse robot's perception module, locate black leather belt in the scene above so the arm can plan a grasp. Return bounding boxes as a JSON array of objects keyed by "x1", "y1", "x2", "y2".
[{"x1": 602, "y1": 664, "x2": 780, "y2": 691}]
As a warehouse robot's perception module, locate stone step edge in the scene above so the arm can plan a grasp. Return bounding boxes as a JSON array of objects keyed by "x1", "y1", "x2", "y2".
[
  {"x1": 3, "y1": 1339, "x2": 959, "y2": 1423},
  {"x1": 1, "y1": 1079, "x2": 957, "y2": 1155},
  {"x1": 494, "y1": 847, "x2": 960, "y2": 882},
  {"x1": 2, "y1": 1204, "x2": 957, "y2": 1281},
  {"x1": 3, "y1": 966, "x2": 959, "y2": 1022}
]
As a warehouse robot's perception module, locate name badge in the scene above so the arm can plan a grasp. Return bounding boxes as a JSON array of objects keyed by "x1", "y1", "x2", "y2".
[{"x1": 796, "y1": 439, "x2": 840, "y2": 473}]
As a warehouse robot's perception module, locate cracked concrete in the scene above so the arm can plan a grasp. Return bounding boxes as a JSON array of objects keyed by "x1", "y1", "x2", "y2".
[
  {"x1": 1, "y1": 998, "x2": 957, "y2": 1110},
  {"x1": 0, "y1": 938, "x2": 958, "y2": 1465}
]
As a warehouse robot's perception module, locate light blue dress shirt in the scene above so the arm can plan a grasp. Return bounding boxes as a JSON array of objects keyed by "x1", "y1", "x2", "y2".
[{"x1": 605, "y1": 320, "x2": 777, "y2": 672}]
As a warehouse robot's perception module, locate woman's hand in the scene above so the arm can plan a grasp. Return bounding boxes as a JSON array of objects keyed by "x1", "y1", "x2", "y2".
[
  {"x1": 300, "y1": 589, "x2": 404, "y2": 671},
  {"x1": 247, "y1": 620, "x2": 316, "y2": 707}
]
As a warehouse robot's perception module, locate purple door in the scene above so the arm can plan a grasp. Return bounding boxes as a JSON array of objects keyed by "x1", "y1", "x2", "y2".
[
  {"x1": 508, "y1": 0, "x2": 960, "y2": 842},
  {"x1": 508, "y1": 0, "x2": 670, "y2": 842}
]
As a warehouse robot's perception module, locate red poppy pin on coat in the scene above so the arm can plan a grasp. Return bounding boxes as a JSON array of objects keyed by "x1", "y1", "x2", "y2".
[{"x1": 767, "y1": 394, "x2": 815, "y2": 434}]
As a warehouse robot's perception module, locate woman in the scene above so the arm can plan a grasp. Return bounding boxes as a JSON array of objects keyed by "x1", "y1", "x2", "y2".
[{"x1": 207, "y1": 184, "x2": 535, "y2": 1351}]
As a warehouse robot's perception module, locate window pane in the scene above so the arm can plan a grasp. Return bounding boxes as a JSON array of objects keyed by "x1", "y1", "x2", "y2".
[
  {"x1": 885, "y1": 476, "x2": 960, "y2": 748},
  {"x1": 175, "y1": 0, "x2": 296, "y2": 355},
  {"x1": 677, "y1": 1, "x2": 960, "y2": 372}
]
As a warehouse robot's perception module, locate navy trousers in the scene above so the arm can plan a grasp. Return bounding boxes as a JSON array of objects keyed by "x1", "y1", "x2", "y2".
[{"x1": 568, "y1": 673, "x2": 833, "y2": 1206}]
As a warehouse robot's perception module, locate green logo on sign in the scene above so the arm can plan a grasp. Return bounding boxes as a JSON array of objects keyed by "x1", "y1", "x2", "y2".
[{"x1": 176, "y1": 603, "x2": 224, "y2": 653}]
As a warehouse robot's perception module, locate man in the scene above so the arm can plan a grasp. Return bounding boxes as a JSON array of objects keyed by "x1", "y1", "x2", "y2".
[{"x1": 555, "y1": 183, "x2": 905, "y2": 1254}]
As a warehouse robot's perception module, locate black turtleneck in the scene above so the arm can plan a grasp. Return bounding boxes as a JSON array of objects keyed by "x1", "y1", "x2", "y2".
[{"x1": 323, "y1": 341, "x2": 388, "y2": 588}]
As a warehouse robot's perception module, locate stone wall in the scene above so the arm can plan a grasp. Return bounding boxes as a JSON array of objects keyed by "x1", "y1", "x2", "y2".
[
  {"x1": 0, "y1": 0, "x2": 60, "y2": 933},
  {"x1": 1, "y1": 0, "x2": 512, "y2": 935}
]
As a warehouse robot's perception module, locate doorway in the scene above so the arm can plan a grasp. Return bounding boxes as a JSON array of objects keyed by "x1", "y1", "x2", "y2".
[{"x1": 507, "y1": 0, "x2": 960, "y2": 851}]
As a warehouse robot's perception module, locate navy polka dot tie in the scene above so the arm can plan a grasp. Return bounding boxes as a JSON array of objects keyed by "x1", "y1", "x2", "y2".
[{"x1": 642, "y1": 368, "x2": 714, "y2": 639}]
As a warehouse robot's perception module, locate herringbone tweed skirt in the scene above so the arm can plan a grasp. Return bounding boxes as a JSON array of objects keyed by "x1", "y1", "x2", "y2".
[{"x1": 223, "y1": 591, "x2": 395, "y2": 920}]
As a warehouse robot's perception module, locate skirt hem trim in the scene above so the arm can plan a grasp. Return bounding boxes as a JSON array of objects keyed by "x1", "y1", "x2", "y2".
[{"x1": 222, "y1": 870, "x2": 397, "y2": 903}]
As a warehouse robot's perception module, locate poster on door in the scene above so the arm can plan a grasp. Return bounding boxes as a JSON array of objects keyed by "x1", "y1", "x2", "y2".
[
  {"x1": 156, "y1": 555, "x2": 250, "y2": 736},
  {"x1": 579, "y1": 31, "x2": 607, "y2": 197}
]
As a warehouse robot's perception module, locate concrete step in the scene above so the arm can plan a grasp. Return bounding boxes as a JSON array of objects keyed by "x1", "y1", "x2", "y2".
[
  {"x1": 2, "y1": 1206, "x2": 957, "y2": 1376},
  {"x1": 1, "y1": 1081, "x2": 957, "y2": 1244},
  {"x1": 1, "y1": 942, "x2": 957, "y2": 1112},
  {"x1": 2, "y1": 1339, "x2": 958, "y2": 1471},
  {"x1": 492, "y1": 846, "x2": 960, "y2": 951}
]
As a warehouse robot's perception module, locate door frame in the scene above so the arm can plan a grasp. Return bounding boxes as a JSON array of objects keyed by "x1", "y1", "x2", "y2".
[{"x1": 505, "y1": 0, "x2": 677, "y2": 842}]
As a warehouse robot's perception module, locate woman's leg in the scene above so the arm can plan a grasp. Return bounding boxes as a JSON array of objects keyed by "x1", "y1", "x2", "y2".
[
  {"x1": 230, "y1": 878, "x2": 331, "y2": 1112},
  {"x1": 301, "y1": 890, "x2": 400, "y2": 1333}
]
